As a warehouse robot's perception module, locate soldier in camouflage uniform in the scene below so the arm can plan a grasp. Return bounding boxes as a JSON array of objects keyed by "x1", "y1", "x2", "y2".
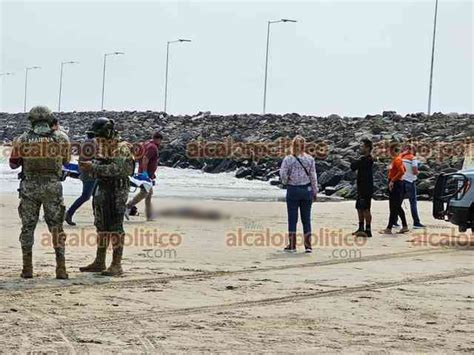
[
  {"x1": 79, "y1": 118, "x2": 134, "y2": 276},
  {"x1": 9, "y1": 106, "x2": 71, "y2": 279}
]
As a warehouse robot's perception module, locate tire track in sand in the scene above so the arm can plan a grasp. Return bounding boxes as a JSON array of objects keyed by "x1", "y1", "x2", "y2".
[
  {"x1": 0, "y1": 248, "x2": 461, "y2": 295},
  {"x1": 68, "y1": 269, "x2": 473, "y2": 326}
]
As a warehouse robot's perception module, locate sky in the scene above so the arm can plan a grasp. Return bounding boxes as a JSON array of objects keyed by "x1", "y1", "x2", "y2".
[{"x1": 0, "y1": 0, "x2": 472, "y2": 116}]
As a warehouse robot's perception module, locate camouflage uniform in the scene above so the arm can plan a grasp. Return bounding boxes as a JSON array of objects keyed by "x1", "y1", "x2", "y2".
[
  {"x1": 10, "y1": 106, "x2": 71, "y2": 279},
  {"x1": 79, "y1": 119, "x2": 134, "y2": 276}
]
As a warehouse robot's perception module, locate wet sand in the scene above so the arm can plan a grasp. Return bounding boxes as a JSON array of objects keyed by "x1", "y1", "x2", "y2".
[{"x1": 0, "y1": 193, "x2": 472, "y2": 353}]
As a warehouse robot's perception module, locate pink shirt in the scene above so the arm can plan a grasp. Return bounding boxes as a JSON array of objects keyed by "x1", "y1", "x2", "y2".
[{"x1": 280, "y1": 153, "x2": 318, "y2": 194}]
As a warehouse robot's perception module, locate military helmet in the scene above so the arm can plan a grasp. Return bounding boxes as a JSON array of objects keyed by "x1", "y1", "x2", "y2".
[
  {"x1": 28, "y1": 106, "x2": 54, "y2": 124},
  {"x1": 87, "y1": 117, "x2": 117, "y2": 139}
]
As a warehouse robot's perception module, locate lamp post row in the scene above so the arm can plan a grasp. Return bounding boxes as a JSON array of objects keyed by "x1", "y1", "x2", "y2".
[
  {"x1": 8, "y1": 39, "x2": 193, "y2": 113},
  {"x1": 1, "y1": 5, "x2": 440, "y2": 115}
]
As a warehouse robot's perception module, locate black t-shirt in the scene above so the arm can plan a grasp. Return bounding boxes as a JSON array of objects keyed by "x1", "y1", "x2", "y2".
[{"x1": 350, "y1": 155, "x2": 374, "y2": 197}]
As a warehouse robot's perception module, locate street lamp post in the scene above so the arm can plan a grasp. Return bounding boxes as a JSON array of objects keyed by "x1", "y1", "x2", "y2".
[
  {"x1": 164, "y1": 39, "x2": 191, "y2": 113},
  {"x1": 101, "y1": 51, "x2": 124, "y2": 110},
  {"x1": 58, "y1": 60, "x2": 79, "y2": 112},
  {"x1": 0, "y1": 72, "x2": 14, "y2": 112},
  {"x1": 262, "y1": 19, "x2": 297, "y2": 114},
  {"x1": 24, "y1": 66, "x2": 41, "y2": 113},
  {"x1": 427, "y1": 0, "x2": 439, "y2": 116}
]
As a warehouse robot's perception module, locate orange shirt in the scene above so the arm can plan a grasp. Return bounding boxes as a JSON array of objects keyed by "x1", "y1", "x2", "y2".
[{"x1": 388, "y1": 154, "x2": 406, "y2": 181}]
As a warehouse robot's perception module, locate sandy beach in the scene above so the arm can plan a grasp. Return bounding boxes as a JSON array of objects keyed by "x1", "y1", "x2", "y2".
[
  {"x1": 1, "y1": 0, "x2": 472, "y2": 352},
  {"x1": 0, "y1": 191, "x2": 472, "y2": 354}
]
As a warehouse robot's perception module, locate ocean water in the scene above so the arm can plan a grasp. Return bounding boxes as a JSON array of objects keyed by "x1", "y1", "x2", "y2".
[{"x1": 0, "y1": 161, "x2": 285, "y2": 202}]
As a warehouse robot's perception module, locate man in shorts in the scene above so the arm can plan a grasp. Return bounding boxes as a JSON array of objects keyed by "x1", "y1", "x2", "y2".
[{"x1": 350, "y1": 138, "x2": 374, "y2": 237}]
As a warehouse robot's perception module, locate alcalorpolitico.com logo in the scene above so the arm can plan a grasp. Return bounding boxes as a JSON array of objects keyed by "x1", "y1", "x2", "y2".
[
  {"x1": 225, "y1": 227, "x2": 368, "y2": 248},
  {"x1": 2, "y1": 137, "x2": 470, "y2": 163},
  {"x1": 40, "y1": 228, "x2": 183, "y2": 248},
  {"x1": 186, "y1": 138, "x2": 329, "y2": 160}
]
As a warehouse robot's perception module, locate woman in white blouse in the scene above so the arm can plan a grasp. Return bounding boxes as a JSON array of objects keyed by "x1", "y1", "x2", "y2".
[{"x1": 280, "y1": 136, "x2": 318, "y2": 253}]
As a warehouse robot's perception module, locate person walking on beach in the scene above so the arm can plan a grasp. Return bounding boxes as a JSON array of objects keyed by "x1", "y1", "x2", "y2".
[
  {"x1": 125, "y1": 131, "x2": 162, "y2": 221},
  {"x1": 78, "y1": 118, "x2": 134, "y2": 276},
  {"x1": 380, "y1": 144, "x2": 409, "y2": 234},
  {"x1": 65, "y1": 133, "x2": 97, "y2": 226},
  {"x1": 9, "y1": 106, "x2": 71, "y2": 279},
  {"x1": 400, "y1": 144, "x2": 425, "y2": 229},
  {"x1": 280, "y1": 136, "x2": 318, "y2": 253},
  {"x1": 350, "y1": 138, "x2": 374, "y2": 238}
]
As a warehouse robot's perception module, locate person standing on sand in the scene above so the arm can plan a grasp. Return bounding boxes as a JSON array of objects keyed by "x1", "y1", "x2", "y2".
[
  {"x1": 125, "y1": 131, "x2": 162, "y2": 221},
  {"x1": 280, "y1": 136, "x2": 318, "y2": 253},
  {"x1": 400, "y1": 144, "x2": 425, "y2": 229},
  {"x1": 9, "y1": 106, "x2": 71, "y2": 279},
  {"x1": 65, "y1": 133, "x2": 97, "y2": 226},
  {"x1": 380, "y1": 144, "x2": 409, "y2": 235},
  {"x1": 350, "y1": 138, "x2": 374, "y2": 238},
  {"x1": 78, "y1": 118, "x2": 134, "y2": 276}
]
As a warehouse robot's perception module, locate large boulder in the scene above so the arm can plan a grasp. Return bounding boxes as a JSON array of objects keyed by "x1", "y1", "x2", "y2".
[{"x1": 318, "y1": 168, "x2": 345, "y2": 188}]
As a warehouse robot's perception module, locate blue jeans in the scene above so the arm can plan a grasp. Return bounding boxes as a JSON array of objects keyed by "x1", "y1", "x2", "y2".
[
  {"x1": 403, "y1": 180, "x2": 421, "y2": 225},
  {"x1": 286, "y1": 184, "x2": 313, "y2": 249},
  {"x1": 67, "y1": 180, "x2": 97, "y2": 218}
]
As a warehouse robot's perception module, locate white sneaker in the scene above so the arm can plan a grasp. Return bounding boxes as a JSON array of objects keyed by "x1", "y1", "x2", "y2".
[{"x1": 124, "y1": 207, "x2": 131, "y2": 220}]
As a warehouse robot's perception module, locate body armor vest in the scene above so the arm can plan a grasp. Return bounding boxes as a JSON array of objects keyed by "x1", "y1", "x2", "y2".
[{"x1": 21, "y1": 131, "x2": 63, "y2": 178}]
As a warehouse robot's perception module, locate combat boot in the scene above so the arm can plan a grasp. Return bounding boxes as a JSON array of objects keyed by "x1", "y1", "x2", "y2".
[
  {"x1": 79, "y1": 234, "x2": 108, "y2": 272},
  {"x1": 102, "y1": 247, "x2": 123, "y2": 276},
  {"x1": 21, "y1": 247, "x2": 33, "y2": 279},
  {"x1": 51, "y1": 230, "x2": 68, "y2": 279},
  {"x1": 55, "y1": 248, "x2": 69, "y2": 279},
  {"x1": 102, "y1": 234, "x2": 123, "y2": 277}
]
